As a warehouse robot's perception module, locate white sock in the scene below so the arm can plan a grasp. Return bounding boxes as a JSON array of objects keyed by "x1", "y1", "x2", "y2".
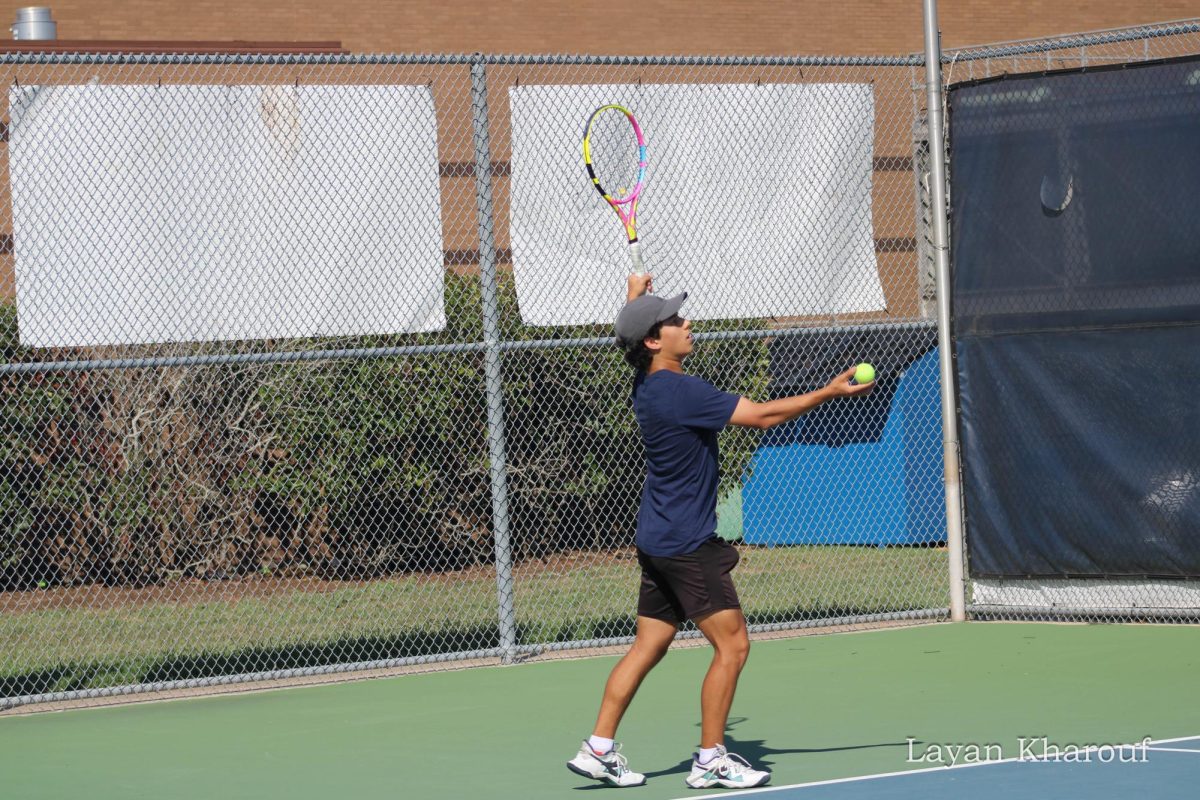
[
  {"x1": 697, "y1": 745, "x2": 722, "y2": 764},
  {"x1": 588, "y1": 735, "x2": 614, "y2": 754}
]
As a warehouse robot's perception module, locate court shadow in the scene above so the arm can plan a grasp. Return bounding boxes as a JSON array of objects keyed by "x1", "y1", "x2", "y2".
[
  {"x1": 569, "y1": 729, "x2": 922, "y2": 789},
  {"x1": 637, "y1": 719, "x2": 922, "y2": 780},
  {"x1": 639, "y1": 757, "x2": 695, "y2": 780},
  {"x1": 721, "y1": 735, "x2": 921, "y2": 770}
]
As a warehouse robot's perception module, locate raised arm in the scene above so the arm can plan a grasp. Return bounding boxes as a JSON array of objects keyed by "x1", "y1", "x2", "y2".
[
  {"x1": 729, "y1": 367, "x2": 874, "y2": 430},
  {"x1": 626, "y1": 273, "x2": 653, "y2": 303}
]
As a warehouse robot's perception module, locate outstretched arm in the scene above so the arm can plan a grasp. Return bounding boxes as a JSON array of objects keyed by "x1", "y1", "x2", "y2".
[
  {"x1": 626, "y1": 273, "x2": 653, "y2": 303},
  {"x1": 729, "y1": 367, "x2": 874, "y2": 430}
]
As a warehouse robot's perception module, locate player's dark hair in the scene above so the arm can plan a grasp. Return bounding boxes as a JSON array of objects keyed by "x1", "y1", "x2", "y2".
[{"x1": 622, "y1": 321, "x2": 663, "y2": 373}]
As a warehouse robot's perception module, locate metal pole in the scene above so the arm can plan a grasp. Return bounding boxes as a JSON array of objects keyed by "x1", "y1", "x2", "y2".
[
  {"x1": 922, "y1": 0, "x2": 967, "y2": 622},
  {"x1": 10, "y1": 6, "x2": 57, "y2": 40},
  {"x1": 469, "y1": 55, "x2": 519, "y2": 661}
]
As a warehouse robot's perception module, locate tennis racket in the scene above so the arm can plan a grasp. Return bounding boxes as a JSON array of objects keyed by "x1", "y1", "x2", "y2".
[{"x1": 582, "y1": 104, "x2": 648, "y2": 276}]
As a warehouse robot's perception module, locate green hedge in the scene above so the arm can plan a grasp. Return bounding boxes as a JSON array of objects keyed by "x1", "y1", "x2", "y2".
[{"x1": 0, "y1": 275, "x2": 767, "y2": 590}]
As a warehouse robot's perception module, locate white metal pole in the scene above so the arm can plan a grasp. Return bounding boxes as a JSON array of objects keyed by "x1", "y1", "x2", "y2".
[
  {"x1": 469, "y1": 57, "x2": 519, "y2": 661},
  {"x1": 922, "y1": 0, "x2": 967, "y2": 622}
]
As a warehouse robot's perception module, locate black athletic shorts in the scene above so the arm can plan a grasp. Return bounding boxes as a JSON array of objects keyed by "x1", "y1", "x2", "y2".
[{"x1": 636, "y1": 536, "x2": 741, "y2": 624}]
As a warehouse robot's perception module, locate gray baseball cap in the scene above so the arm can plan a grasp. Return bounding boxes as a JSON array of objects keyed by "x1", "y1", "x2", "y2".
[{"x1": 614, "y1": 292, "x2": 688, "y2": 347}]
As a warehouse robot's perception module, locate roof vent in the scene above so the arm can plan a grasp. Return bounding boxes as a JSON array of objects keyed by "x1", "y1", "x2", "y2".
[{"x1": 11, "y1": 7, "x2": 58, "y2": 40}]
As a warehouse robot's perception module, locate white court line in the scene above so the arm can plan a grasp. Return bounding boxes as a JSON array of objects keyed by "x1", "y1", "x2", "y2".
[
  {"x1": 665, "y1": 735, "x2": 1200, "y2": 799},
  {"x1": 1146, "y1": 747, "x2": 1200, "y2": 754}
]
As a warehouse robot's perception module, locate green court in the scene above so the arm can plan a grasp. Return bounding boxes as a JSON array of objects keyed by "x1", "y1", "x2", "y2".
[{"x1": 3, "y1": 622, "x2": 1197, "y2": 798}]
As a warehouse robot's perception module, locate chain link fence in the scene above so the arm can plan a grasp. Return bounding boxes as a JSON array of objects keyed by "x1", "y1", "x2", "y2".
[
  {"x1": 0, "y1": 51, "x2": 951, "y2": 709},
  {"x1": 2, "y1": 20, "x2": 1195, "y2": 711},
  {"x1": 939, "y1": 19, "x2": 1200, "y2": 624}
]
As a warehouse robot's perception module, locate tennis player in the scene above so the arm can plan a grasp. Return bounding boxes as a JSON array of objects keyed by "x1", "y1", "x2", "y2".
[{"x1": 567, "y1": 273, "x2": 875, "y2": 789}]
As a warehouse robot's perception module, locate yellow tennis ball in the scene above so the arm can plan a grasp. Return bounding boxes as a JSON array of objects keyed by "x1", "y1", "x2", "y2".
[{"x1": 853, "y1": 363, "x2": 875, "y2": 384}]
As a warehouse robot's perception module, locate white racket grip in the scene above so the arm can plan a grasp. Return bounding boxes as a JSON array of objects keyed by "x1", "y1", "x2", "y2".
[{"x1": 629, "y1": 240, "x2": 646, "y2": 277}]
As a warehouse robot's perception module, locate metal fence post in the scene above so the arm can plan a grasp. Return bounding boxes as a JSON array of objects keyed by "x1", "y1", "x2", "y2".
[
  {"x1": 922, "y1": 0, "x2": 968, "y2": 622},
  {"x1": 469, "y1": 54, "x2": 519, "y2": 661}
]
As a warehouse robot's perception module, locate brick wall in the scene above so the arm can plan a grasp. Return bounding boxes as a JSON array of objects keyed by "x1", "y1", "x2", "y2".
[
  {"x1": 2, "y1": 1, "x2": 1194, "y2": 55},
  {"x1": 0, "y1": 2, "x2": 1194, "y2": 306}
]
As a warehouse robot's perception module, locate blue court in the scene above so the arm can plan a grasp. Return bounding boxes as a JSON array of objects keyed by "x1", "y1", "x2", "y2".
[{"x1": 682, "y1": 736, "x2": 1200, "y2": 799}]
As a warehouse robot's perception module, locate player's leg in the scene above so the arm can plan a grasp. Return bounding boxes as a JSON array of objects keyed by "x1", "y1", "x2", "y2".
[
  {"x1": 694, "y1": 607, "x2": 750, "y2": 749},
  {"x1": 592, "y1": 614, "x2": 679, "y2": 738},
  {"x1": 567, "y1": 559, "x2": 681, "y2": 788},
  {"x1": 684, "y1": 541, "x2": 770, "y2": 789}
]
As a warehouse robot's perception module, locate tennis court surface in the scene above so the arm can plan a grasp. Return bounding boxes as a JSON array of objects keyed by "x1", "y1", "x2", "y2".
[
  {"x1": 682, "y1": 736, "x2": 1200, "y2": 799},
  {"x1": 2, "y1": 622, "x2": 1197, "y2": 799}
]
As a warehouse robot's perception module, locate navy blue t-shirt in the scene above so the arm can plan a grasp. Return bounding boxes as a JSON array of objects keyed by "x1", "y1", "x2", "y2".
[{"x1": 631, "y1": 370, "x2": 741, "y2": 556}]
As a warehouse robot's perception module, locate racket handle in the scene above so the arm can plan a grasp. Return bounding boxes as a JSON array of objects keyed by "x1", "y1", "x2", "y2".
[{"x1": 629, "y1": 240, "x2": 646, "y2": 277}]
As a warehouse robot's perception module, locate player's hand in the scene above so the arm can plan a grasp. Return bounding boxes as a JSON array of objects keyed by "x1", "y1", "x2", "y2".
[
  {"x1": 826, "y1": 366, "x2": 874, "y2": 397},
  {"x1": 626, "y1": 273, "x2": 653, "y2": 300}
]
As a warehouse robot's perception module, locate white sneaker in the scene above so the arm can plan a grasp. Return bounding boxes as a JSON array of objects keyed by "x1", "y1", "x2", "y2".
[
  {"x1": 685, "y1": 745, "x2": 770, "y2": 789},
  {"x1": 567, "y1": 741, "x2": 647, "y2": 787}
]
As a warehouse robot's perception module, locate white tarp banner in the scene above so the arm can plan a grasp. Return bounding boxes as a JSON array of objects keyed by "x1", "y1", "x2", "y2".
[
  {"x1": 509, "y1": 83, "x2": 884, "y2": 327},
  {"x1": 9, "y1": 84, "x2": 446, "y2": 347}
]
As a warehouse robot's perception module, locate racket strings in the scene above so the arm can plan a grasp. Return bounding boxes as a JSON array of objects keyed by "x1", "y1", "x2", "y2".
[{"x1": 587, "y1": 111, "x2": 641, "y2": 200}]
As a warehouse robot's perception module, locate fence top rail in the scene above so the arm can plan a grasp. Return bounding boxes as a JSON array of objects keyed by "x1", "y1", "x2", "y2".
[
  {"x1": 938, "y1": 18, "x2": 1200, "y2": 62},
  {"x1": 479, "y1": 53, "x2": 922, "y2": 67},
  {"x1": 0, "y1": 321, "x2": 936, "y2": 376},
  {"x1": 0, "y1": 51, "x2": 923, "y2": 68}
]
